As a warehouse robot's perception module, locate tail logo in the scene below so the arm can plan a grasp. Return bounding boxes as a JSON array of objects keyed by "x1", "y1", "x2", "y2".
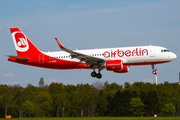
[{"x1": 12, "y1": 31, "x2": 29, "y2": 52}]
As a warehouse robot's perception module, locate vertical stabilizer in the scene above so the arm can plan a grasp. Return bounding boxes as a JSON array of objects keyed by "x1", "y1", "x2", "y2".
[{"x1": 10, "y1": 28, "x2": 41, "y2": 57}]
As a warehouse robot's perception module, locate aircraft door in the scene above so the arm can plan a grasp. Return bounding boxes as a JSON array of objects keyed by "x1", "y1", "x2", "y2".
[
  {"x1": 150, "y1": 47, "x2": 155, "y2": 57},
  {"x1": 39, "y1": 54, "x2": 44, "y2": 64}
]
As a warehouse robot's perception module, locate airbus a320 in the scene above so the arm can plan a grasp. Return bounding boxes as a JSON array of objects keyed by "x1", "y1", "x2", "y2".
[{"x1": 7, "y1": 28, "x2": 177, "y2": 79}]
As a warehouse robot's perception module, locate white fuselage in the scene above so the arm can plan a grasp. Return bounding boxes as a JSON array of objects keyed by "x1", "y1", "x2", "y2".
[{"x1": 43, "y1": 45, "x2": 177, "y2": 65}]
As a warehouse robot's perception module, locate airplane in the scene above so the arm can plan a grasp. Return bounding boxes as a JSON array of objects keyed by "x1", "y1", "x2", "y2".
[{"x1": 7, "y1": 28, "x2": 177, "y2": 79}]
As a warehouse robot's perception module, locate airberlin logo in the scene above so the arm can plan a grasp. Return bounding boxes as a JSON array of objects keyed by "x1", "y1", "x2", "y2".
[
  {"x1": 103, "y1": 48, "x2": 148, "y2": 58},
  {"x1": 12, "y1": 31, "x2": 29, "y2": 52}
]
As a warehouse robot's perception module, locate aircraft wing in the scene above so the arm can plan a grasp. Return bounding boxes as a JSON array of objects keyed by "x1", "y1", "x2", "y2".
[{"x1": 55, "y1": 38, "x2": 105, "y2": 66}]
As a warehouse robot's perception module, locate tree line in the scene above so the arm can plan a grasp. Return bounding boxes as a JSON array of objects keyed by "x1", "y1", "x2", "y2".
[{"x1": 0, "y1": 79, "x2": 179, "y2": 118}]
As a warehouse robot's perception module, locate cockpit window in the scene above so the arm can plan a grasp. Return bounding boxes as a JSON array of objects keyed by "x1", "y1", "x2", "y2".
[{"x1": 161, "y1": 49, "x2": 170, "y2": 52}]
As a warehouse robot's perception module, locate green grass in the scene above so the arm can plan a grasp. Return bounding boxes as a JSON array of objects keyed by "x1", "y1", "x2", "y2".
[{"x1": 1, "y1": 117, "x2": 180, "y2": 120}]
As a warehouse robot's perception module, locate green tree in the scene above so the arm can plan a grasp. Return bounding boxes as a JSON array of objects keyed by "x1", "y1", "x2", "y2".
[
  {"x1": 77, "y1": 84, "x2": 98, "y2": 117},
  {"x1": 22, "y1": 84, "x2": 37, "y2": 102},
  {"x1": 35, "y1": 91, "x2": 53, "y2": 117},
  {"x1": 0, "y1": 85, "x2": 16, "y2": 117},
  {"x1": 0, "y1": 94, "x2": 13, "y2": 117},
  {"x1": 130, "y1": 97, "x2": 145, "y2": 116},
  {"x1": 124, "y1": 82, "x2": 131, "y2": 88},
  {"x1": 66, "y1": 85, "x2": 79, "y2": 117},
  {"x1": 106, "y1": 83, "x2": 122, "y2": 116},
  {"x1": 121, "y1": 89, "x2": 136, "y2": 116},
  {"x1": 39, "y1": 77, "x2": 45, "y2": 88},
  {"x1": 22, "y1": 100, "x2": 35, "y2": 117},
  {"x1": 97, "y1": 90, "x2": 108, "y2": 116},
  {"x1": 48, "y1": 83, "x2": 66, "y2": 117},
  {"x1": 40, "y1": 101, "x2": 52, "y2": 116},
  {"x1": 114, "y1": 90, "x2": 123, "y2": 116},
  {"x1": 162, "y1": 103, "x2": 175, "y2": 116},
  {"x1": 11, "y1": 85, "x2": 24, "y2": 117},
  {"x1": 141, "y1": 90, "x2": 160, "y2": 116}
]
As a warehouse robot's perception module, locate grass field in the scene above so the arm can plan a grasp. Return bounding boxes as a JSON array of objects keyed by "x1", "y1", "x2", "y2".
[{"x1": 1, "y1": 117, "x2": 180, "y2": 120}]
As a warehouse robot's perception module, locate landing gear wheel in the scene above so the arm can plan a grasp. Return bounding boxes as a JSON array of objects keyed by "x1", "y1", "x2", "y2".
[
  {"x1": 96, "y1": 73, "x2": 102, "y2": 79},
  {"x1": 91, "y1": 71, "x2": 97, "y2": 77},
  {"x1": 152, "y1": 70, "x2": 156, "y2": 74}
]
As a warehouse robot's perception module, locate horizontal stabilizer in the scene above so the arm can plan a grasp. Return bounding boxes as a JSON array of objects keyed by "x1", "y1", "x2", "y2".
[{"x1": 7, "y1": 55, "x2": 30, "y2": 60}]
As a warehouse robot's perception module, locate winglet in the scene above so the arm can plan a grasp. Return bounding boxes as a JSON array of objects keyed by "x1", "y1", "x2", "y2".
[{"x1": 55, "y1": 37, "x2": 64, "y2": 48}]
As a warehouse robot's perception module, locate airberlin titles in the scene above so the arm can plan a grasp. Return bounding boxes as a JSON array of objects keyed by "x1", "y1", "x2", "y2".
[{"x1": 103, "y1": 48, "x2": 148, "y2": 58}]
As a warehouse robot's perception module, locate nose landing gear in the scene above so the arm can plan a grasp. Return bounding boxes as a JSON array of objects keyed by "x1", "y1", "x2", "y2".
[{"x1": 152, "y1": 65, "x2": 157, "y2": 74}]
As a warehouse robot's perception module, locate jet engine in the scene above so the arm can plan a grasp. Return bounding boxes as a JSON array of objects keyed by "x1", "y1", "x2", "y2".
[
  {"x1": 105, "y1": 60, "x2": 129, "y2": 73},
  {"x1": 113, "y1": 66, "x2": 129, "y2": 73},
  {"x1": 105, "y1": 60, "x2": 123, "y2": 70}
]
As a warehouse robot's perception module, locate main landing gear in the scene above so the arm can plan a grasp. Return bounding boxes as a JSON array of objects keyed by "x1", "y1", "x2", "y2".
[
  {"x1": 151, "y1": 64, "x2": 157, "y2": 74},
  {"x1": 91, "y1": 69, "x2": 102, "y2": 79}
]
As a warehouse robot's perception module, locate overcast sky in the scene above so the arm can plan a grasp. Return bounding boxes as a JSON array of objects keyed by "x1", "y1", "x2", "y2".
[{"x1": 1, "y1": 0, "x2": 180, "y2": 87}]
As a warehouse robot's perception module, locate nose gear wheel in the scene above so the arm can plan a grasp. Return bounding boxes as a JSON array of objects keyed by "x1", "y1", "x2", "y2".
[{"x1": 151, "y1": 65, "x2": 157, "y2": 74}]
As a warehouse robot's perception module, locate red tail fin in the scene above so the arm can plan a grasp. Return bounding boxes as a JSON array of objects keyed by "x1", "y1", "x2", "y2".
[{"x1": 10, "y1": 28, "x2": 41, "y2": 57}]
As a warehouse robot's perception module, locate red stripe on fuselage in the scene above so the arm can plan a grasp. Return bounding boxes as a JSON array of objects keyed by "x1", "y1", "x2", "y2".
[
  {"x1": 8, "y1": 55, "x2": 93, "y2": 69},
  {"x1": 9, "y1": 54, "x2": 170, "y2": 70}
]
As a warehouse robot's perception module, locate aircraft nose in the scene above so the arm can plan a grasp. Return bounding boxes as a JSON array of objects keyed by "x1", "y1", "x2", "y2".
[{"x1": 171, "y1": 53, "x2": 177, "y2": 61}]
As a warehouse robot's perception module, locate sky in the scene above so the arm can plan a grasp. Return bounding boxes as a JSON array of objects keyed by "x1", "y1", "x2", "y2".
[{"x1": 1, "y1": 0, "x2": 180, "y2": 87}]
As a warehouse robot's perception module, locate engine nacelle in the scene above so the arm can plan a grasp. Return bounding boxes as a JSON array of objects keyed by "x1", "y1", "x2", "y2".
[
  {"x1": 113, "y1": 66, "x2": 129, "y2": 73},
  {"x1": 105, "y1": 60, "x2": 123, "y2": 71}
]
